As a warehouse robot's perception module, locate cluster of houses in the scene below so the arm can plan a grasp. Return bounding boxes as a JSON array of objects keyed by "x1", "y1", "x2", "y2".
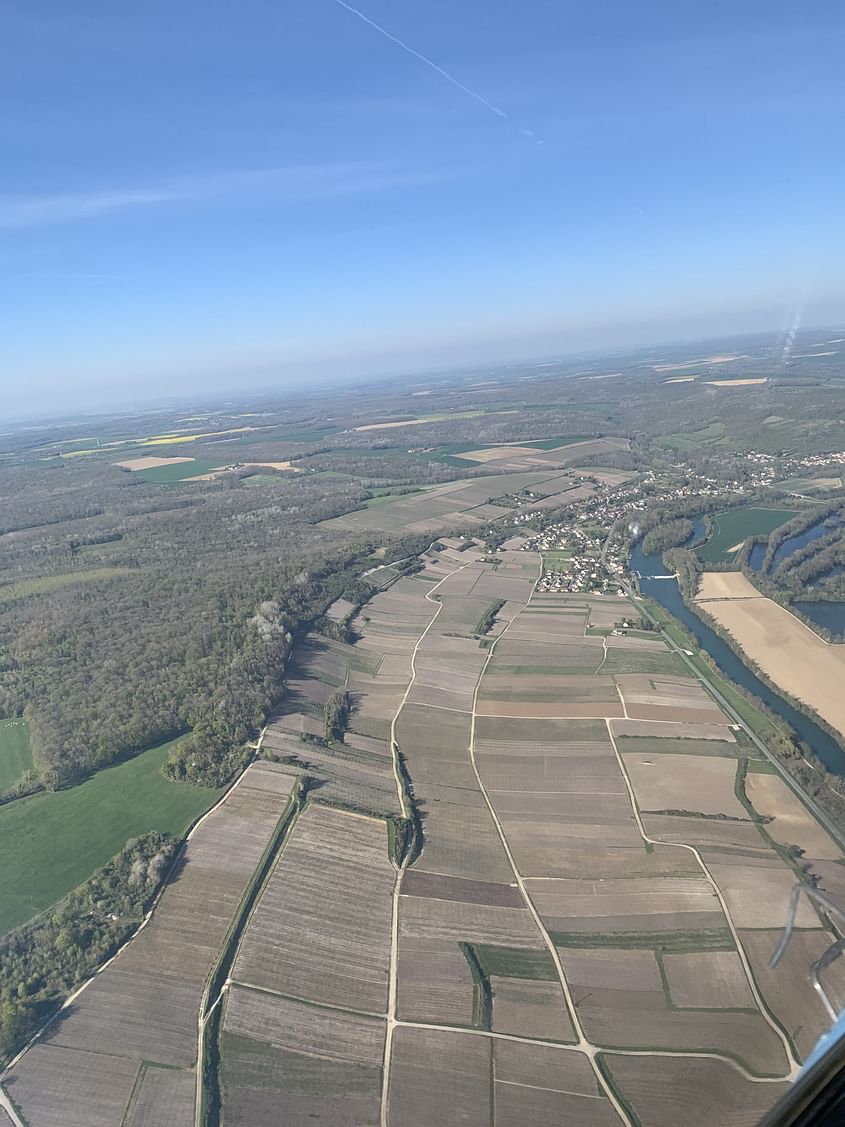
[{"x1": 508, "y1": 447, "x2": 845, "y2": 594}]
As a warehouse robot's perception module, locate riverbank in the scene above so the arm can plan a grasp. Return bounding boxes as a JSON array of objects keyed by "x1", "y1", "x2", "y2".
[{"x1": 695, "y1": 574, "x2": 845, "y2": 741}]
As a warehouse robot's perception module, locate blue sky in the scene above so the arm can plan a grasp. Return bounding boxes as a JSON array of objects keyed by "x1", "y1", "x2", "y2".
[{"x1": 2, "y1": 0, "x2": 844, "y2": 409}]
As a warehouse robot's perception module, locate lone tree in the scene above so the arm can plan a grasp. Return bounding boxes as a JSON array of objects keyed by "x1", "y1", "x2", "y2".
[{"x1": 324, "y1": 691, "x2": 352, "y2": 742}]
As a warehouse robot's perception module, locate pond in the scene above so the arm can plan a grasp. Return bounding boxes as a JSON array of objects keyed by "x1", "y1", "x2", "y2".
[{"x1": 794, "y1": 600, "x2": 845, "y2": 637}]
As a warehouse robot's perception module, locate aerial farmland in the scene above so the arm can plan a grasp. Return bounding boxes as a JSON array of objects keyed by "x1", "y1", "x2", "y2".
[{"x1": 4, "y1": 531, "x2": 844, "y2": 1126}]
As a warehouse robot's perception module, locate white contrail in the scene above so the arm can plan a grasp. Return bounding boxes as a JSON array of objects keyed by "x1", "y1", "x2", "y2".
[
  {"x1": 780, "y1": 305, "x2": 802, "y2": 365},
  {"x1": 333, "y1": 0, "x2": 542, "y2": 141}
]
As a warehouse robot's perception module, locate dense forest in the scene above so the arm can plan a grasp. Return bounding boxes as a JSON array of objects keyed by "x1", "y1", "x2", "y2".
[{"x1": 0, "y1": 459, "x2": 381, "y2": 788}]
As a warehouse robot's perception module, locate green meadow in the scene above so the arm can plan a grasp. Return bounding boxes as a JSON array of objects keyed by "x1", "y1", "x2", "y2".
[
  {"x1": 0, "y1": 719, "x2": 34, "y2": 793},
  {"x1": 0, "y1": 738, "x2": 223, "y2": 934}
]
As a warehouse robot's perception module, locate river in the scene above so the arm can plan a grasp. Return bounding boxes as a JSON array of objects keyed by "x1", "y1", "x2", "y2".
[{"x1": 629, "y1": 537, "x2": 845, "y2": 775}]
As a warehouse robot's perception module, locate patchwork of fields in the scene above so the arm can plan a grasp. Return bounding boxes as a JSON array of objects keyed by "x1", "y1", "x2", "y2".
[
  {"x1": 321, "y1": 467, "x2": 623, "y2": 534},
  {"x1": 6, "y1": 542, "x2": 844, "y2": 1126}
]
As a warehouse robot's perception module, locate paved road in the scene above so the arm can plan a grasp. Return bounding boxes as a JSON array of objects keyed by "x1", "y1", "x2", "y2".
[{"x1": 381, "y1": 556, "x2": 475, "y2": 1127}]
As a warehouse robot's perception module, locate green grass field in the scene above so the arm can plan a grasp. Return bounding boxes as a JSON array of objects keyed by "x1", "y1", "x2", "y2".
[
  {"x1": 541, "y1": 549, "x2": 573, "y2": 569},
  {"x1": 0, "y1": 738, "x2": 223, "y2": 935},
  {"x1": 659, "y1": 421, "x2": 730, "y2": 451},
  {"x1": 696, "y1": 506, "x2": 799, "y2": 563},
  {"x1": 0, "y1": 719, "x2": 34, "y2": 792},
  {"x1": 0, "y1": 568, "x2": 131, "y2": 603},
  {"x1": 525, "y1": 434, "x2": 595, "y2": 450},
  {"x1": 136, "y1": 459, "x2": 224, "y2": 482}
]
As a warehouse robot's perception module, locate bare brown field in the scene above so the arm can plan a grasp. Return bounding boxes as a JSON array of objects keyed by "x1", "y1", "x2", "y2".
[
  {"x1": 493, "y1": 1038, "x2": 593, "y2": 1092},
  {"x1": 503, "y1": 816, "x2": 644, "y2": 868},
  {"x1": 624, "y1": 702, "x2": 728, "y2": 724},
  {"x1": 494, "y1": 1081, "x2": 620, "y2": 1127},
  {"x1": 740, "y1": 928, "x2": 845, "y2": 1059},
  {"x1": 125, "y1": 1066, "x2": 194, "y2": 1127},
  {"x1": 705, "y1": 377, "x2": 768, "y2": 386},
  {"x1": 232, "y1": 805, "x2": 394, "y2": 1013},
  {"x1": 746, "y1": 772, "x2": 842, "y2": 860},
  {"x1": 114, "y1": 455, "x2": 194, "y2": 470},
  {"x1": 536, "y1": 844, "x2": 701, "y2": 881},
  {"x1": 579, "y1": 997, "x2": 787, "y2": 1075},
  {"x1": 622, "y1": 751, "x2": 747, "y2": 817},
  {"x1": 475, "y1": 700, "x2": 625, "y2": 718},
  {"x1": 326, "y1": 596, "x2": 356, "y2": 622},
  {"x1": 387, "y1": 1026, "x2": 490, "y2": 1127},
  {"x1": 491, "y1": 976, "x2": 574, "y2": 1040},
  {"x1": 561, "y1": 946, "x2": 663, "y2": 991},
  {"x1": 663, "y1": 950, "x2": 755, "y2": 1009},
  {"x1": 478, "y1": 673, "x2": 620, "y2": 702},
  {"x1": 224, "y1": 986, "x2": 384, "y2": 1063},
  {"x1": 396, "y1": 936, "x2": 475, "y2": 1025},
  {"x1": 488, "y1": 790, "x2": 634, "y2": 822},
  {"x1": 493, "y1": 1040, "x2": 617, "y2": 1127},
  {"x1": 408, "y1": 803, "x2": 514, "y2": 885},
  {"x1": 401, "y1": 870, "x2": 523, "y2": 908},
  {"x1": 698, "y1": 581, "x2": 845, "y2": 739},
  {"x1": 398, "y1": 887, "x2": 543, "y2": 949},
  {"x1": 604, "y1": 1054, "x2": 789, "y2": 1126},
  {"x1": 528, "y1": 875, "x2": 722, "y2": 934},
  {"x1": 696, "y1": 571, "x2": 763, "y2": 600},
  {"x1": 707, "y1": 860, "x2": 818, "y2": 929},
  {"x1": 2, "y1": 1044, "x2": 140, "y2": 1127},
  {"x1": 221, "y1": 989, "x2": 384, "y2": 1126},
  {"x1": 41, "y1": 970, "x2": 197, "y2": 1065},
  {"x1": 220, "y1": 1034, "x2": 382, "y2": 1127},
  {"x1": 241, "y1": 460, "x2": 299, "y2": 471}
]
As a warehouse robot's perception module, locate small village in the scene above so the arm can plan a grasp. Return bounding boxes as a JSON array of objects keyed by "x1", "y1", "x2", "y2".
[{"x1": 508, "y1": 448, "x2": 845, "y2": 594}]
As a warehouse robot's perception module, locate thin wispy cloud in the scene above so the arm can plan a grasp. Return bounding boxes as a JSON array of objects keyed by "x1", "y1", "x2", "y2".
[
  {"x1": 0, "y1": 161, "x2": 464, "y2": 230},
  {"x1": 332, "y1": 0, "x2": 543, "y2": 144}
]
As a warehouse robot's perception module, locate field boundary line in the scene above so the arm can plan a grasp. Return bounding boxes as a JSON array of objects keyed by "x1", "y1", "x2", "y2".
[
  {"x1": 605, "y1": 718, "x2": 799, "y2": 1081},
  {"x1": 494, "y1": 1077, "x2": 605, "y2": 1098}
]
